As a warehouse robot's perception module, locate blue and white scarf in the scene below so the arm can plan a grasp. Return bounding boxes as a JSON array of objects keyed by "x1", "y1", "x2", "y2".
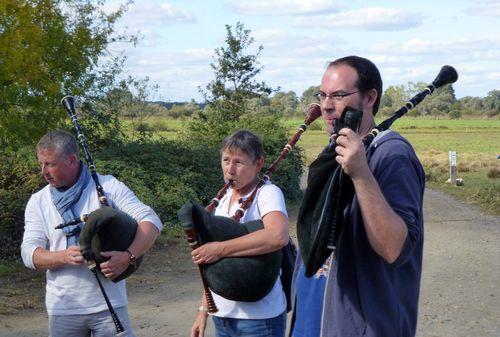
[{"x1": 50, "y1": 162, "x2": 91, "y2": 247}]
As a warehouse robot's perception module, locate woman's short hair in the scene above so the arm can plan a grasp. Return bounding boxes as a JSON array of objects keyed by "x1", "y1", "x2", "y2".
[
  {"x1": 36, "y1": 130, "x2": 80, "y2": 159},
  {"x1": 221, "y1": 130, "x2": 263, "y2": 162}
]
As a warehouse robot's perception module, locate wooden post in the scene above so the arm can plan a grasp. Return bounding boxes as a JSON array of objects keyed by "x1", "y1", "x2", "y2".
[{"x1": 449, "y1": 150, "x2": 457, "y2": 186}]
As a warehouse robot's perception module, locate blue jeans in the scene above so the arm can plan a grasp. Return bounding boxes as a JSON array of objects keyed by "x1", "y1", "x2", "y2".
[
  {"x1": 212, "y1": 311, "x2": 286, "y2": 337},
  {"x1": 49, "y1": 306, "x2": 135, "y2": 337}
]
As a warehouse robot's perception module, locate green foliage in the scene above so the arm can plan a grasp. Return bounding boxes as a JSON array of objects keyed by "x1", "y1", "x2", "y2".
[
  {"x1": 297, "y1": 86, "x2": 320, "y2": 116},
  {"x1": 185, "y1": 22, "x2": 304, "y2": 201},
  {"x1": 0, "y1": 0, "x2": 135, "y2": 151},
  {"x1": 198, "y1": 22, "x2": 274, "y2": 122},
  {"x1": 238, "y1": 115, "x2": 304, "y2": 201},
  {"x1": 0, "y1": 147, "x2": 44, "y2": 259},
  {"x1": 379, "y1": 85, "x2": 407, "y2": 116},
  {"x1": 165, "y1": 102, "x2": 201, "y2": 119},
  {"x1": 417, "y1": 84, "x2": 457, "y2": 115},
  {"x1": 270, "y1": 91, "x2": 299, "y2": 116},
  {"x1": 449, "y1": 101, "x2": 462, "y2": 119},
  {"x1": 482, "y1": 90, "x2": 500, "y2": 117},
  {"x1": 95, "y1": 139, "x2": 221, "y2": 227},
  {"x1": 379, "y1": 82, "x2": 457, "y2": 117}
]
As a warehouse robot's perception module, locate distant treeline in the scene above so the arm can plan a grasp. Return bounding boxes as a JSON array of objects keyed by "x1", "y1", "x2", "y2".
[
  {"x1": 150, "y1": 85, "x2": 499, "y2": 119},
  {"x1": 149, "y1": 101, "x2": 207, "y2": 111}
]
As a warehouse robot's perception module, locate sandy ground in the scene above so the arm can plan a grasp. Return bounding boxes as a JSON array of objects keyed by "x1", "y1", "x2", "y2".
[{"x1": 0, "y1": 189, "x2": 499, "y2": 337}]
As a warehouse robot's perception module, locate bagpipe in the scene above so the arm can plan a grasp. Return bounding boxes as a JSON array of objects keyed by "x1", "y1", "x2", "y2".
[
  {"x1": 177, "y1": 103, "x2": 322, "y2": 312},
  {"x1": 59, "y1": 96, "x2": 141, "y2": 336},
  {"x1": 297, "y1": 65, "x2": 458, "y2": 277}
]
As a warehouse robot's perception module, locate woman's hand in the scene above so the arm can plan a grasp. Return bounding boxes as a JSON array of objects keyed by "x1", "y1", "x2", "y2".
[
  {"x1": 190, "y1": 311, "x2": 209, "y2": 337},
  {"x1": 192, "y1": 242, "x2": 224, "y2": 265}
]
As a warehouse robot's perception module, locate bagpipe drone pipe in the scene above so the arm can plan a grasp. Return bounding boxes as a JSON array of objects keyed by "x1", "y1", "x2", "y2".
[{"x1": 60, "y1": 96, "x2": 142, "y2": 336}]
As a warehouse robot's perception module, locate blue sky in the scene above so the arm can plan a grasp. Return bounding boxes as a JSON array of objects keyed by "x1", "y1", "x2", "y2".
[{"x1": 107, "y1": 0, "x2": 500, "y2": 102}]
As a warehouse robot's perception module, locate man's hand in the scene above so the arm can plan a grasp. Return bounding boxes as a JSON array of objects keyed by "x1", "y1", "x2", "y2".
[
  {"x1": 62, "y1": 245, "x2": 84, "y2": 266},
  {"x1": 335, "y1": 127, "x2": 370, "y2": 179},
  {"x1": 100, "y1": 251, "x2": 131, "y2": 280}
]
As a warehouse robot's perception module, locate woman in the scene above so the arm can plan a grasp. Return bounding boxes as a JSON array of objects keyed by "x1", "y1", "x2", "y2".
[{"x1": 190, "y1": 130, "x2": 289, "y2": 337}]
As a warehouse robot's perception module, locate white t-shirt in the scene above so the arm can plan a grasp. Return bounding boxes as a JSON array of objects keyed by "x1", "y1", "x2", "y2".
[
  {"x1": 21, "y1": 174, "x2": 163, "y2": 315},
  {"x1": 212, "y1": 181, "x2": 288, "y2": 319}
]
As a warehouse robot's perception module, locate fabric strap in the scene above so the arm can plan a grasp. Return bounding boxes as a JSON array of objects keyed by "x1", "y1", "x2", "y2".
[{"x1": 50, "y1": 162, "x2": 91, "y2": 247}]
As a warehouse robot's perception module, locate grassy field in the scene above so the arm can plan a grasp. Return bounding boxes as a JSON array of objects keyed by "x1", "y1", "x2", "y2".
[
  {"x1": 142, "y1": 116, "x2": 499, "y2": 215},
  {"x1": 287, "y1": 117, "x2": 500, "y2": 215}
]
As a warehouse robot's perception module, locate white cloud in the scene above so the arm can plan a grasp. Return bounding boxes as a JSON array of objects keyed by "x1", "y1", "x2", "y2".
[
  {"x1": 230, "y1": 0, "x2": 341, "y2": 16},
  {"x1": 121, "y1": 1, "x2": 196, "y2": 26},
  {"x1": 129, "y1": 48, "x2": 212, "y2": 69},
  {"x1": 465, "y1": 0, "x2": 500, "y2": 17},
  {"x1": 294, "y1": 7, "x2": 423, "y2": 31},
  {"x1": 361, "y1": 36, "x2": 500, "y2": 97},
  {"x1": 372, "y1": 37, "x2": 500, "y2": 59},
  {"x1": 253, "y1": 29, "x2": 352, "y2": 60}
]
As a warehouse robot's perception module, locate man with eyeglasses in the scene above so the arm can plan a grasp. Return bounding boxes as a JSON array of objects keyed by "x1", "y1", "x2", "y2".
[{"x1": 289, "y1": 56, "x2": 425, "y2": 337}]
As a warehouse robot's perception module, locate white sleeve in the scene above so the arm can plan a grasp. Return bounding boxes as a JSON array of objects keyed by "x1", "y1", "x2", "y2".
[
  {"x1": 104, "y1": 176, "x2": 163, "y2": 232},
  {"x1": 21, "y1": 196, "x2": 49, "y2": 269},
  {"x1": 256, "y1": 184, "x2": 288, "y2": 218}
]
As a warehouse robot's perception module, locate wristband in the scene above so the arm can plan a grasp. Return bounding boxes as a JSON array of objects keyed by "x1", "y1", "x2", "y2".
[
  {"x1": 198, "y1": 306, "x2": 208, "y2": 313},
  {"x1": 125, "y1": 249, "x2": 137, "y2": 268}
]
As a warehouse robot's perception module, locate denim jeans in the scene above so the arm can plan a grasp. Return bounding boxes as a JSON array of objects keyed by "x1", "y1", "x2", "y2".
[
  {"x1": 49, "y1": 306, "x2": 135, "y2": 337},
  {"x1": 212, "y1": 311, "x2": 286, "y2": 337}
]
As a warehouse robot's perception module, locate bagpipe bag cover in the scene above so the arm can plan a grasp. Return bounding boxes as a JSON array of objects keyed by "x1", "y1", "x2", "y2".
[
  {"x1": 80, "y1": 206, "x2": 143, "y2": 283},
  {"x1": 177, "y1": 200, "x2": 282, "y2": 302}
]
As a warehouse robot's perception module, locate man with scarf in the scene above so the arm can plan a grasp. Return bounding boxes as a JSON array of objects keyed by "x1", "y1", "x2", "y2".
[{"x1": 21, "y1": 130, "x2": 163, "y2": 337}]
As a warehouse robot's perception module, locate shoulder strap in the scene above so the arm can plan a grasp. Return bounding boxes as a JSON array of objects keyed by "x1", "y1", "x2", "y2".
[{"x1": 369, "y1": 129, "x2": 393, "y2": 150}]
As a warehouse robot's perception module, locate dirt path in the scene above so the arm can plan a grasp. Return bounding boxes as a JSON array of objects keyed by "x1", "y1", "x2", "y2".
[
  {"x1": 1, "y1": 189, "x2": 499, "y2": 337},
  {"x1": 416, "y1": 190, "x2": 499, "y2": 337}
]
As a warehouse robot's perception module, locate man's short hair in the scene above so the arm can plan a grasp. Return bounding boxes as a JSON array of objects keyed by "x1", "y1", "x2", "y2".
[
  {"x1": 36, "y1": 130, "x2": 80, "y2": 159},
  {"x1": 329, "y1": 56, "x2": 383, "y2": 115}
]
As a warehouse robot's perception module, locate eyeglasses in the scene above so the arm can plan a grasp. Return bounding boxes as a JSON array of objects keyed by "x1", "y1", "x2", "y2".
[{"x1": 316, "y1": 91, "x2": 359, "y2": 102}]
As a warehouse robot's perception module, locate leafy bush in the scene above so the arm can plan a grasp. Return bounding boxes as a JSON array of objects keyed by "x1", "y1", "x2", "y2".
[
  {"x1": 95, "y1": 139, "x2": 221, "y2": 227},
  {"x1": 0, "y1": 148, "x2": 44, "y2": 260},
  {"x1": 150, "y1": 119, "x2": 173, "y2": 132},
  {"x1": 0, "y1": 138, "x2": 223, "y2": 260},
  {"x1": 239, "y1": 115, "x2": 304, "y2": 201}
]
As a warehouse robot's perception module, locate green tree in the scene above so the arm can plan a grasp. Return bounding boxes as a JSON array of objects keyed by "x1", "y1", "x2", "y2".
[
  {"x1": 199, "y1": 22, "x2": 274, "y2": 123},
  {"x1": 482, "y1": 90, "x2": 500, "y2": 116},
  {"x1": 164, "y1": 100, "x2": 202, "y2": 119},
  {"x1": 379, "y1": 85, "x2": 407, "y2": 116},
  {"x1": 0, "y1": 0, "x2": 135, "y2": 151},
  {"x1": 184, "y1": 22, "x2": 303, "y2": 201},
  {"x1": 270, "y1": 91, "x2": 299, "y2": 116},
  {"x1": 296, "y1": 85, "x2": 320, "y2": 116},
  {"x1": 416, "y1": 82, "x2": 456, "y2": 116},
  {"x1": 449, "y1": 101, "x2": 462, "y2": 119},
  {"x1": 246, "y1": 94, "x2": 273, "y2": 115},
  {"x1": 459, "y1": 96, "x2": 483, "y2": 115}
]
